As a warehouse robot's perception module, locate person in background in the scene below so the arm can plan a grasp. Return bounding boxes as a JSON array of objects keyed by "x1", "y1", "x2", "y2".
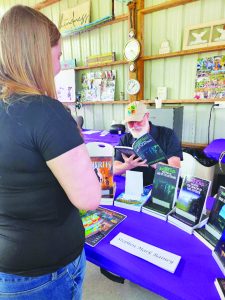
[
  {"x1": 114, "y1": 101, "x2": 183, "y2": 186},
  {"x1": 0, "y1": 5, "x2": 101, "y2": 300}
]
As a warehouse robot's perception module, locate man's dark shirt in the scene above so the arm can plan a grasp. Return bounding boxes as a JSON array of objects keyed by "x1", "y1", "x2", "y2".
[{"x1": 114, "y1": 122, "x2": 183, "y2": 186}]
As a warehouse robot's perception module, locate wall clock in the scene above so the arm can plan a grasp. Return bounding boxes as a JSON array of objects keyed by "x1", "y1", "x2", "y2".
[
  {"x1": 126, "y1": 79, "x2": 140, "y2": 95},
  {"x1": 124, "y1": 38, "x2": 141, "y2": 62}
]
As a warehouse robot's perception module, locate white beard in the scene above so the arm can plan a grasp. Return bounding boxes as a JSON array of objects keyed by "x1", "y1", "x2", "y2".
[{"x1": 129, "y1": 122, "x2": 149, "y2": 139}]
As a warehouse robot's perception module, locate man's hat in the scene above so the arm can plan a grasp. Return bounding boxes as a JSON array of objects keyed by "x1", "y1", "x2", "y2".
[{"x1": 124, "y1": 101, "x2": 148, "y2": 122}]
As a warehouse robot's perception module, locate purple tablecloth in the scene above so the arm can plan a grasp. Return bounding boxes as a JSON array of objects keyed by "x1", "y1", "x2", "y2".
[
  {"x1": 82, "y1": 130, "x2": 123, "y2": 147},
  {"x1": 85, "y1": 175, "x2": 222, "y2": 300}
]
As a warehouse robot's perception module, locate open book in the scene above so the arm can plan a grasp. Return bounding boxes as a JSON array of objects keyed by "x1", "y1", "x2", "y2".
[{"x1": 115, "y1": 133, "x2": 167, "y2": 166}]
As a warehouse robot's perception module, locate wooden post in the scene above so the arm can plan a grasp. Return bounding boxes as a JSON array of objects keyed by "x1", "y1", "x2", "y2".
[{"x1": 136, "y1": 0, "x2": 144, "y2": 101}]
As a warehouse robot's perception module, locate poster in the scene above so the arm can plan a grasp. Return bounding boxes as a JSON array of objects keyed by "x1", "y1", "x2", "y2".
[
  {"x1": 54, "y1": 69, "x2": 76, "y2": 102},
  {"x1": 81, "y1": 70, "x2": 116, "y2": 101},
  {"x1": 194, "y1": 55, "x2": 225, "y2": 99}
]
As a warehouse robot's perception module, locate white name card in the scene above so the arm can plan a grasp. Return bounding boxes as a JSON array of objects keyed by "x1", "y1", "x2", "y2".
[{"x1": 110, "y1": 232, "x2": 181, "y2": 273}]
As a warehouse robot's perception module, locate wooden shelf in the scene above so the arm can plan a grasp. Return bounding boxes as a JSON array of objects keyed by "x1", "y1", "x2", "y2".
[
  {"x1": 81, "y1": 100, "x2": 129, "y2": 105},
  {"x1": 79, "y1": 99, "x2": 225, "y2": 105},
  {"x1": 34, "y1": 0, "x2": 60, "y2": 10},
  {"x1": 75, "y1": 60, "x2": 128, "y2": 71},
  {"x1": 142, "y1": 44, "x2": 225, "y2": 61},
  {"x1": 139, "y1": 0, "x2": 198, "y2": 15},
  {"x1": 144, "y1": 99, "x2": 225, "y2": 104}
]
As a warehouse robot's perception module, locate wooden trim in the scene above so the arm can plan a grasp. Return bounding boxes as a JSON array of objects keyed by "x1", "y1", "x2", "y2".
[
  {"x1": 75, "y1": 60, "x2": 128, "y2": 71},
  {"x1": 34, "y1": 0, "x2": 60, "y2": 10},
  {"x1": 142, "y1": 44, "x2": 225, "y2": 61},
  {"x1": 139, "y1": 0, "x2": 198, "y2": 15},
  {"x1": 182, "y1": 142, "x2": 207, "y2": 149}
]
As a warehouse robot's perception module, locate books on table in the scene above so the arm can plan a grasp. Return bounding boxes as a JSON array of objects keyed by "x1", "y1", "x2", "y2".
[
  {"x1": 194, "y1": 186, "x2": 225, "y2": 250},
  {"x1": 91, "y1": 156, "x2": 115, "y2": 205},
  {"x1": 142, "y1": 164, "x2": 180, "y2": 220},
  {"x1": 168, "y1": 175, "x2": 211, "y2": 234},
  {"x1": 114, "y1": 132, "x2": 167, "y2": 166},
  {"x1": 86, "y1": 142, "x2": 115, "y2": 205},
  {"x1": 114, "y1": 170, "x2": 152, "y2": 212},
  {"x1": 215, "y1": 278, "x2": 225, "y2": 300},
  {"x1": 80, "y1": 207, "x2": 126, "y2": 247},
  {"x1": 213, "y1": 229, "x2": 225, "y2": 276}
]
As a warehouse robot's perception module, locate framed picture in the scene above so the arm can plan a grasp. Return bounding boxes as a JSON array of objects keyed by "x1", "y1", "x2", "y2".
[
  {"x1": 210, "y1": 19, "x2": 225, "y2": 46},
  {"x1": 183, "y1": 24, "x2": 211, "y2": 50},
  {"x1": 54, "y1": 69, "x2": 76, "y2": 102},
  {"x1": 183, "y1": 19, "x2": 225, "y2": 50}
]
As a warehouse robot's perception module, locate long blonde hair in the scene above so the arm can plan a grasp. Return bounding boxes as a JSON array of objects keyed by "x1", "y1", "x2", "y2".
[{"x1": 0, "y1": 5, "x2": 61, "y2": 101}]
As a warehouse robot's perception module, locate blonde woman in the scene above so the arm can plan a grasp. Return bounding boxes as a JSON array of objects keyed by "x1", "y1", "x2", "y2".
[{"x1": 0, "y1": 5, "x2": 101, "y2": 299}]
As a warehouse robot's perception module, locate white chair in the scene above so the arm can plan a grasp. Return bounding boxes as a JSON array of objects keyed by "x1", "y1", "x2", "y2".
[{"x1": 180, "y1": 152, "x2": 216, "y2": 182}]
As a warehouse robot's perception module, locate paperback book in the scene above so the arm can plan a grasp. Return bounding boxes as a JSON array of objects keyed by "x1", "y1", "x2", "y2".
[
  {"x1": 214, "y1": 278, "x2": 225, "y2": 300},
  {"x1": 142, "y1": 164, "x2": 180, "y2": 220},
  {"x1": 80, "y1": 207, "x2": 126, "y2": 247},
  {"x1": 194, "y1": 186, "x2": 225, "y2": 250},
  {"x1": 114, "y1": 185, "x2": 152, "y2": 212},
  {"x1": 168, "y1": 176, "x2": 211, "y2": 234},
  {"x1": 91, "y1": 156, "x2": 115, "y2": 205},
  {"x1": 213, "y1": 229, "x2": 225, "y2": 276},
  {"x1": 115, "y1": 133, "x2": 167, "y2": 166}
]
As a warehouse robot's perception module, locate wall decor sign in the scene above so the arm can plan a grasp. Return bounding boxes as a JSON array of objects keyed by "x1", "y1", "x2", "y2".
[
  {"x1": 59, "y1": 1, "x2": 90, "y2": 33},
  {"x1": 194, "y1": 55, "x2": 225, "y2": 99},
  {"x1": 86, "y1": 52, "x2": 116, "y2": 66},
  {"x1": 183, "y1": 19, "x2": 225, "y2": 50},
  {"x1": 81, "y1": 70, "x2": 116, "y2": 101}
]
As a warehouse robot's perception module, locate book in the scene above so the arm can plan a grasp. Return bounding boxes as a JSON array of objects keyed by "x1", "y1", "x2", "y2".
[
  {"x1": 114, "y1": 185, "x2": 152, "y2": 212},
  {"x1": 213, "y1": 229, "x2": 225, "y2": 276},
  {"x1": 168, "y1": 176, "x2": 211, "y2": 234},
  {"x1": 215, "y1": 278, "x2": 225, "y2": 300},
  {"x1": 91, "y1": 156, "x2": 115, "y2": 205},
  {"x1": 114, "y1": 133, "x2": 167, "y2": 166},
  {"x1": 142, "y1": 164, "x2": 180, "y2": 221},
  {"x1": 194, "y1": 186, "x2": 225, "y2": 250},
  {"x1": 80, "y1": 207, "x2": 126, "y2": 247}
]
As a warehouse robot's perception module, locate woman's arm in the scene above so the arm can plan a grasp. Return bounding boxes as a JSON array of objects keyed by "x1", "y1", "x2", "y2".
[{"x1": 47, "y1": 143, "x2": 101, "y2": 210}]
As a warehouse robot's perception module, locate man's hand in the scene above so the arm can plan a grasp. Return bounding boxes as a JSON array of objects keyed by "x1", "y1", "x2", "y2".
[{"x1": 121, "y1": 153, "x2": 148, "y2": 169}]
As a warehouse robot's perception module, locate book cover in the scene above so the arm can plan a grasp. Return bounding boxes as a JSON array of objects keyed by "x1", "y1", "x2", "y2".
[
  {"x1": 142, "y1": 164, "x2": 180, "y2": 220},
  {"x1": 213, "y1": 229, "x2": 225, "y2": 276},
  {"x1": 80, "y1": 207, "x2": 127, "y2": 247},
  {"x1": 215, "y1": 278, "x2": 225, "y2": 300},
  {"x1": 91, "y1": 156, "x2": 114, "y2": 205},
  {"x1": 114, "y1": 185, "x2": 152, "y2": 212},
  {"x1": 115, "y1": 133, "x2": 167, "y2": 165},
  {"x1": 168, "y1": 176, "x2": 211, "y2": 233},
  {"x1": 194, "y1": 186, "x2": 225, "y2": 249}
]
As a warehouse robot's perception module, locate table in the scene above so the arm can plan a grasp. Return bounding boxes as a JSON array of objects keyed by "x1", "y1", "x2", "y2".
[
  {"x1": 82, "y1": 130, "x2": 123, "y2": 147},
  {"x1": 85, "y1": 176, "x2": 223, "y2": 300}
]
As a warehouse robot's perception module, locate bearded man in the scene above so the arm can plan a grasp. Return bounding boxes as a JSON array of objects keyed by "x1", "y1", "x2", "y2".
[{"x1": 113, "y1": 101, "x2": 183, "y2": 186}]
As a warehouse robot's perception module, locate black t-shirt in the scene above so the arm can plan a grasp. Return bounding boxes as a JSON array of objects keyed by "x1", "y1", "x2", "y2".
[
  {"x1": 0, "y1": 95, "x2": 84, "y2": 276},
  {"x1": 114, "y1": 122, "x2": 183, "y2": 186}
]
